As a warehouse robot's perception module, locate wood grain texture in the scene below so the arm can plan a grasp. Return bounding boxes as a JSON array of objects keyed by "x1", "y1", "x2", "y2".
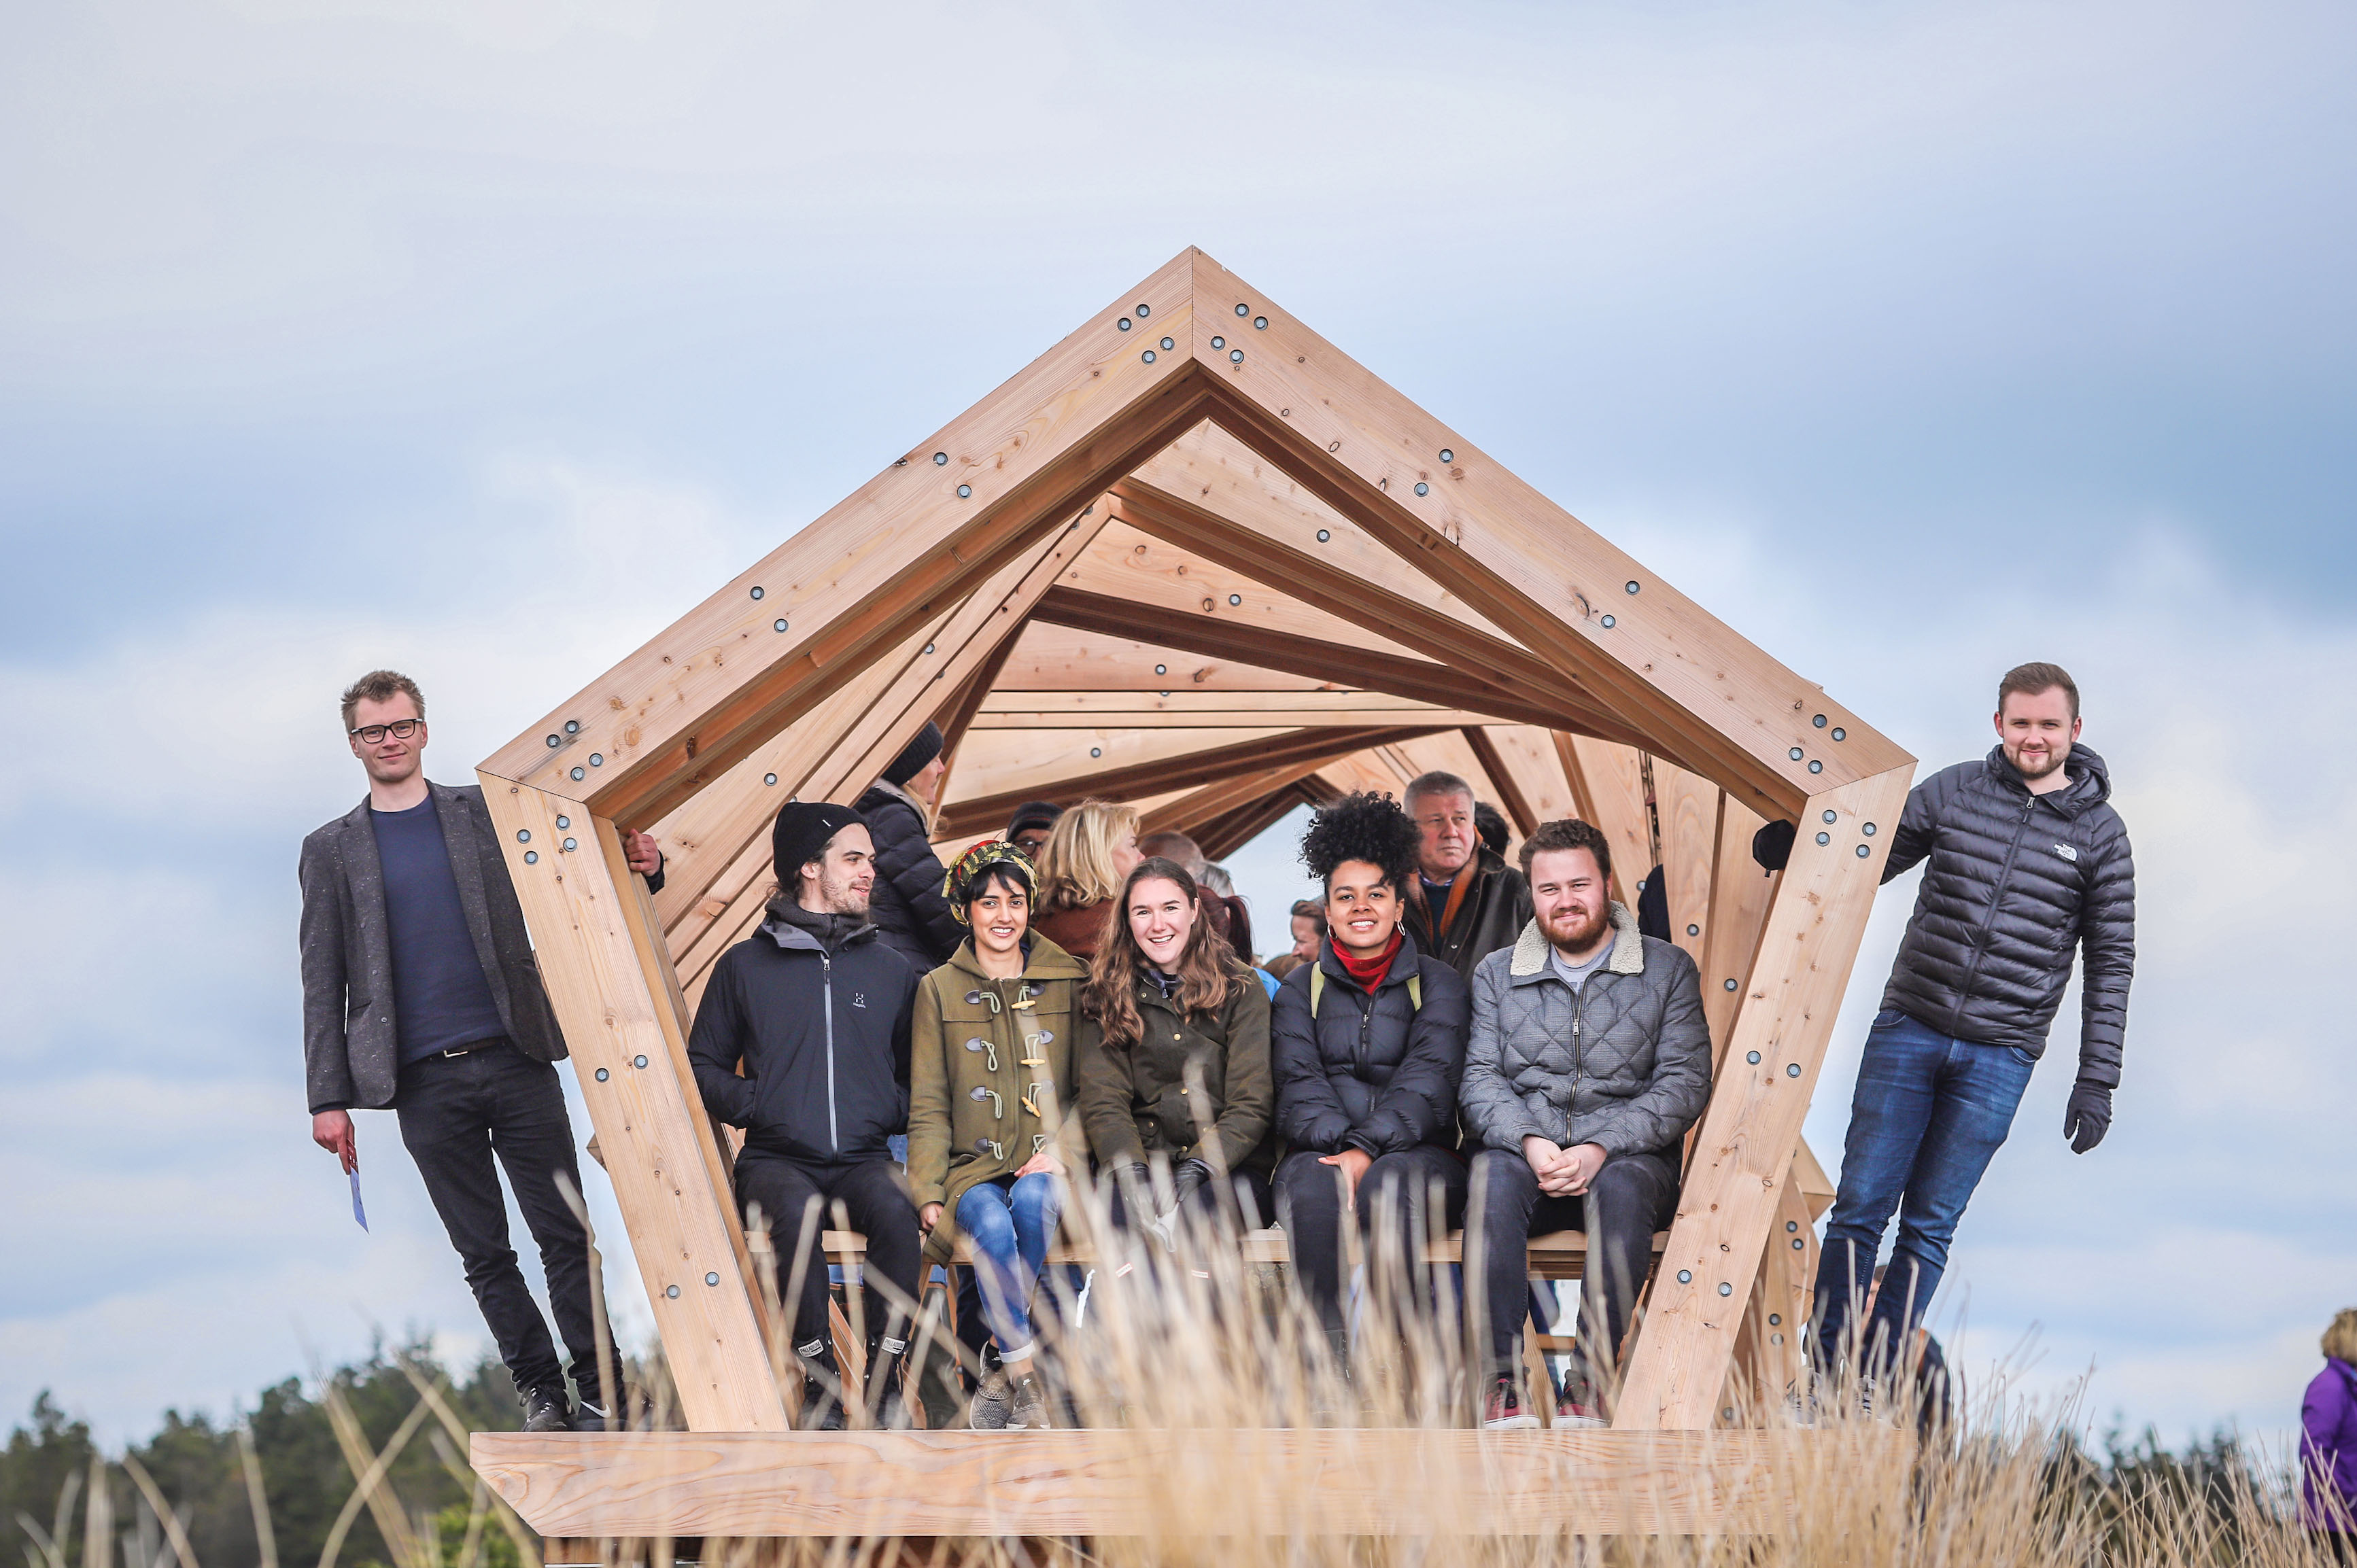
[
  {"x1": 1701, "y1": 795, "x2": 1780, "y2": 1065},
  {"x1": 470, "y1": 1425, "x2": 1870, "y2": 1539},
  {"x1": 1655, "y1": 765, "x2": 1722, "y2": 968},
  {"x1": 476, "y1": 777, "x2": 788, "y2": 1432},
  {"x1": 1614, "y1": 763, "x2": 1915, "y2": 1431},
  {"x1": 1558, "y1": 736, "x2": 1653, "y2": 911}
]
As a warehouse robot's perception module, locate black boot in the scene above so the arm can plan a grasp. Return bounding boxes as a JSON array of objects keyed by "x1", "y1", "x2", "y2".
[
  {"x1": 795, "y1": 1336, "x2": 846, "y2": 1431},
  {"x1": 864, "y1": 1331, "x2": 913, "y2": 1430}
]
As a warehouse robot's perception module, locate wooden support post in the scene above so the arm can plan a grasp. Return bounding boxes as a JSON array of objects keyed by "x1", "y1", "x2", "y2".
[
  {"x1": 1557, "y1": 735, "x2": 1652, "y2": 911},
  {"x1": 1613, "y1": 763, "x2": 1912, "y2": 1431},
  {"x1": 1729, "y1": 1155, "x2": 1819, "y2": 1418},
  {"x1": 1654, "y1": 765, "x2": 1721, "y2": 966},
  {"x1": 476, "y1": 776, "x2": 790, "y2": 1432}
]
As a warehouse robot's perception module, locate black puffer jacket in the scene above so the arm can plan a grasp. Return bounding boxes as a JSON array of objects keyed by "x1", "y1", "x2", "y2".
[
  {"x1": 1271, "y1": 933, "x2": 1469, "y2": 1156},
  {"x1": 853, "y1": 782, "x2": 962, "y2": 971},
  {"x1": 1403, "y1": 847, "x2": 1534, "y2": 987},
  {"x1": 1880, "y1": 745, "x2": 2135, "y2": 1083}
]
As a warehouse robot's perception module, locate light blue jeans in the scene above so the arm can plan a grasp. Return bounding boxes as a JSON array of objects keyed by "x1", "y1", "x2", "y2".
[{"x1": 956, "y1": 1172, "x2": 1064, "y2": 1357}]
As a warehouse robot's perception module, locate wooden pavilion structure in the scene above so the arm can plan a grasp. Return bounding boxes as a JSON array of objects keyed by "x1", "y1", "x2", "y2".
[{"x1": 468, "y1": 249, "x2": 1914, "y2": 1541}]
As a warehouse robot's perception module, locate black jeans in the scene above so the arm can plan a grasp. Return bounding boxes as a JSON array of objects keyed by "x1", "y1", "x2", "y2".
[
  {"x1": 733, "y1": 1149, "x2": 922, "y2": 1352},
  {"x1": 1274, "y1": 1145, "x2": 1466, "y2": 1334},
  {"x1": 1467, "y1": 1147, "x2": 1679, "y2": 1387},
  {"x1": 394, "y1": 1041, "x2": 623, "y2": 1403}
]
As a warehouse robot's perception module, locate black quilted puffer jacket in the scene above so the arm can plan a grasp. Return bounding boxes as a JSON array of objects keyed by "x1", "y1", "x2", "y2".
[
  {"x1": 1271, "y1": 930, "x2": 1469, "y2": 1157},
  {"x1": 1880, "y1": 745, "x2": 2135, "y2": 1083},
  {"x1": 1458, "y1": 904, "x2": 1713, "y2": 1159},
  {"x1": 853, "y1": 782, "x2": 963, "y2": 972}
]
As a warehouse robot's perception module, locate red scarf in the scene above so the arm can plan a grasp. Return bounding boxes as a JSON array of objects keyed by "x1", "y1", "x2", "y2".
[{"x1": 1332, "y1": 931, "x2": 1403, "y2": 994}]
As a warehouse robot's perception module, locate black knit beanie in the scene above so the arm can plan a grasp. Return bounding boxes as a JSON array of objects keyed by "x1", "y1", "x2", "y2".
[
  {"x1": 773, "y1": 801, "x2": 867, "y2": 889},
  {"x1": 881, "y1": 721, "x2": 945, "y2": 787}
]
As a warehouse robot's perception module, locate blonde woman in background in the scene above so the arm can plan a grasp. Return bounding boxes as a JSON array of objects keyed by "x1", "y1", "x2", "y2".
[
  {"x1": 1031, "y1": 800, "x2": 1141, "y2": 961},
  {"x1": 2305, "y1": 1307, "x2": 2357, "y2": 1556}
]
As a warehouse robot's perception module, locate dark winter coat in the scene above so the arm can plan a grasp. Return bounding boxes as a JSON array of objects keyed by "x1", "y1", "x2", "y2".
[
  {"x1": 298, "y1": 782, "x2": 572, "y2": 1113},
  {"x1": 1076, "y1": 972, "x2": 1277, "y2": 1177},
  {"x1": 1458, "y1": 904, "x2": 1713, "y2": 1160},
  {"x1": 906, "y1": 934, "x2": 1090, "y2": 1261},
  {"x1": 687, "y1": 901, "x2": 918, "y2": 1164},
  {"x1": 1880, "y1": 745, "x2": 2136, "y2": 1082},
  {"x1": 2304, "y1": 1358, "x2": 2357, "y2": 1531},
  {"x1": 854, "y1": 782, "x2": 963, "y2": 971},
  {"x1": 1271, "y1": 933, "x2": 1468, "y2": 1156},
  {"x1": 1403, "y1": 847, "x2": 1534, "y2": 987}
]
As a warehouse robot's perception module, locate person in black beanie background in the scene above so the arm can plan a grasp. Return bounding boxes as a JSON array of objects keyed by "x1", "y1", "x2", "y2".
[
  {"x1": 687, "y1": 801, "x2": 923, "y2": 1429},
  {"x1": 857, "y1": 721, "x2": 964, "y2": 971}
]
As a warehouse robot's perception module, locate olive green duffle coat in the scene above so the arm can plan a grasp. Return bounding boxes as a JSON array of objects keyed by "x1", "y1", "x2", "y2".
[{"x1": 906, "y1": 933, "x2": 1090, "y2": 1264}]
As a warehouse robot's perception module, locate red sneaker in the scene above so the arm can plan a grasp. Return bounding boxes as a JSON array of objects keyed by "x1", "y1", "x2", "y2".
[
  {"x1": 1483, "y1": 1374, "x2": 1539, "y2": 1431},
  {"x1": 1555, "y1": 1396, "x2": 1606, "y2": 1428}
]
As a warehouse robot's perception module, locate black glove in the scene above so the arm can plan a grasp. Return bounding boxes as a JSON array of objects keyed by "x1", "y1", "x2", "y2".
[
  {"x1": 1752, "y1": 818, "x2": 1796, "y2": 872},
  {"x1": 2062, "y1": 1082, "x2": 2112, "y2": 1153},
  {"x1": 1170, "y1": 1157, "x2": 1212, "y2": 1207}
]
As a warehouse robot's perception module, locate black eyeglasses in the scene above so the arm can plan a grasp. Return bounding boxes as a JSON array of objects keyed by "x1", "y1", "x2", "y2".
[{"x1": 350, "y1": 718, "x2": 423, "y2": 744}]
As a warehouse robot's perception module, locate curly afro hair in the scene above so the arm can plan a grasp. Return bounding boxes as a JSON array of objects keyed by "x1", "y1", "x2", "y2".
[{"x1": 1298, "y1": 790, "x2": 1421, "y2": 891}]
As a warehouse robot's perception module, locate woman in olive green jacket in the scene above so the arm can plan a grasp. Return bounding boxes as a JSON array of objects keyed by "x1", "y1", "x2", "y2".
[
  {"x1": 907, "y1": 841, "x2": 1088, "y2": 1428},
  {"x1": 1075, "y1": 856, "x2": 1277, "y2": 1236}
]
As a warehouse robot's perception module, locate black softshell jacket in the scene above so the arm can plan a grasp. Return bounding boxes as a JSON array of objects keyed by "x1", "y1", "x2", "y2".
[
  {"x1": 689, "y1": 915, "x2": 918, "y2": 1162},
  {"x1": 1271, "y1": 933, "x2": 1468, "y2": 1157},
  {"x1": 1880, "y1": 745, "x2": 2135, "y2": 1083},
  {"x1": 854, "y1": 784, "x2": 962, "y2": 971}
]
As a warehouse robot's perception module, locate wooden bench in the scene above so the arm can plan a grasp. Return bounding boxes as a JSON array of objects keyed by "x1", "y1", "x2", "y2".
[{"x1": 814, "y1": 1225, "x2": 1668, "y2": 1280}]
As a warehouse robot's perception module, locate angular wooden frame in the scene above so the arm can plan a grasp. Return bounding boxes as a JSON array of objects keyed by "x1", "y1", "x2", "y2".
[{"x1": 475, "y1": 249, "x2": 1912, "y2": 1524}]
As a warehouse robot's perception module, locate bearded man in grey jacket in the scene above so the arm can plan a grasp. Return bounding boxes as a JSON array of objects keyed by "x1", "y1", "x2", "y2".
[{"x1": 1460, "y1": 818, "x2": 1712, "y2": 1430}]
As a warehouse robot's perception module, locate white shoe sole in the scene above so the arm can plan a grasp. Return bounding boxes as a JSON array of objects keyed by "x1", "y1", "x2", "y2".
[{"x1": 1483, "y1": 1414, "x2": 1541, "y2": 1431}]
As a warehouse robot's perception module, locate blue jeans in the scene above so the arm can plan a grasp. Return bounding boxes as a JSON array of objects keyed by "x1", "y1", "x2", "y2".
[
  {"x1": 1814, "y1": 1009, "x2": 2035, "y2": 1373},
  {"x1": 957, "y1": 1172, "x2": 1064, "y2": 1357}
]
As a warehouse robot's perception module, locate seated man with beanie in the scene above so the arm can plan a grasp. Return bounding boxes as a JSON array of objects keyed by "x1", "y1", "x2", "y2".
[
  {"x1": 1460, "y1": 818, "x2": 1711, "y2": 1429},
  {"x1": 688, "y1": 802, "x2": 923, "y2": 1429},
  {"x1": 857, "y1": 721, "x2": 964, "y2": 973}
]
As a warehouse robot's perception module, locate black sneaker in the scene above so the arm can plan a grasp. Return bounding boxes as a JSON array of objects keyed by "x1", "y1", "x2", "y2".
[
  {"x1": 800, "y1": 1374, "x2": 846, "y2": 1431},
  {"x1": 520, "y1": 1384, "x2": 572, "y2": 1433},
  {"x1": 571, "y1": 1397, "x2": 620, "y2": 1432}
]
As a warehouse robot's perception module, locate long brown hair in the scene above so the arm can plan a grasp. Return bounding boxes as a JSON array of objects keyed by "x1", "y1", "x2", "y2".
[{"x1": 1081, "y1": 858, "x2": 1246, "y2": 1048}]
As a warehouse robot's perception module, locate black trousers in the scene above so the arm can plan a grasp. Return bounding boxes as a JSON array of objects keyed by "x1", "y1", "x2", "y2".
[
  {"x1": 733, "y1": 1149, "x2": 923, "y2": 1351},
  {"x1": 1468, "y1": 1147, "x2": 1679, "y2": 1387},
  {"x1": 1273, "y1": 1145, "x2": 1466, "y2": 1334},
  {"x1": 394, "y1": 1042, "x2": 624, "y2": 1404}
]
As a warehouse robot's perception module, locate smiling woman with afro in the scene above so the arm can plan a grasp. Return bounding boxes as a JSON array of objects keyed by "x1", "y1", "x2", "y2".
[
  {"x1": 1271, "y1": 788, "x2": 1471, "y2": 1373},
  {"x1": 1298, "y1": 790, "x2": 1422, "y2": 893}
]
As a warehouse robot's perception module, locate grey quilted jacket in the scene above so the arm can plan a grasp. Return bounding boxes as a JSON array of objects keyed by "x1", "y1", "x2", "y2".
[
  {"x1": 1458, "y1": 904, "x2": 1713, "y2": 1159},
  {"x1": 1880, "y1": 744, "x2": 2135, "y2": 1082}
]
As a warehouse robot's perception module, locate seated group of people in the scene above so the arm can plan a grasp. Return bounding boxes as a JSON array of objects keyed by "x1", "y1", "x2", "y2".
[{"x1": 687, "y1": 720, "x2": 1714, "y2": 1433}]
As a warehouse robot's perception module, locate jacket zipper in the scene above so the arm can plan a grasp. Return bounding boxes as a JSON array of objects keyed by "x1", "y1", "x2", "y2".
[
  {"x1": 1567, "y1": 980, "x2": 1585, "y2": 1145},
  {"x1": 1952, "y1": 793, "x2": 2034, "y2": 1036},
  {"x1": 821, "y1": 951, "x2": 840, "y2": 1153}
]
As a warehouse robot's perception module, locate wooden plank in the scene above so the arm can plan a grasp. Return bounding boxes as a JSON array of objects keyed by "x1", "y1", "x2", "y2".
[
  {"x1": 1180, "y1": 249, "x2": 1907, "y2": 816},
  {"x1": 969, "y1": 705, "x2": 1486, "y2": 730},
  {"x1": 1791, "y1": 1135, "x2": 1837, "y2": 1223},
  {"x1": 1192, "y1": 782, "x2": 1318, "y2": 861},
  {"x1": 483, "y1": 251, "x2": 1216, "y2": 827},
  {"x1": 976, "y1": 688, "x2": 1453, "y2": 716},
  {"x1": 1033, "y1": 586, "x2": 1602, "y2": 733},
  {"x1": 1468, "y1": 725, "x2": 1582, "y2": 839},
  {"x1": 936, "y1": 725, "x2": 1451, "y2": 841},
  {"x1": 1655, "y1": 765, "x2": 1721, "y2": 967},
  {"x1": 1701, "y1": 795, "x2": 1780, "y2": 1064},
  {"x1": 1728, "y1": 1159, "x2": 1819, "y2": 1418},
  {"x1": 1557, "y1": 736, "x2": 1653, "y2": 911},
  {"x1": 992, "y1": 623, "x2": 1349, "y2": 693},
  {"x1": 472, "y1": 1427, "x2": 1876, "y2": 1539},
  {"x1": 1613, "y1": 762, "x2": 1914, "y2": 1431},
  {"x1": 475, "y1": 775, "x2": 789, "y2": 1432}
]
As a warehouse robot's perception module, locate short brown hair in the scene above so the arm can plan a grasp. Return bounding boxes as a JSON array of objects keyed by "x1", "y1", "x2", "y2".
[
  {"x1": 1518, "y1": 818, "x2": 1613, "y2": 883},
  {"x1": 341, "y1": 670, "x2": 426, "y2": 732},
  {"x1": 1997, "y1": 662, "x2": 2079, "y2": 720},
  {"x1": 2325, "y1": 1308, "x2": 2357, "y2": 1365}
]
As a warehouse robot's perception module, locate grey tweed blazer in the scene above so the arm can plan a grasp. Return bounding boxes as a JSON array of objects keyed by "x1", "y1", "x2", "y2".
[{"x1": 297, "y1": 781, "x2": 567, "y2": 1113}]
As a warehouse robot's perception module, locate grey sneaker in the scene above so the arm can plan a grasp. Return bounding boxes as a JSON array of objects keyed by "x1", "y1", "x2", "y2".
[
  {"x1": 1008, "y1": 1372, "x2": 1050, "y2": 1430},
  {"x1": 969, "y1": 1367, "x2": 1014, "y2": 1430}
]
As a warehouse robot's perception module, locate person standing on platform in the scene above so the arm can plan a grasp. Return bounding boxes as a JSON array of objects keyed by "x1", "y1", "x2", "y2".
[
  {"x1": 1033, "y1": 800, "x2": 1142, "y2": 961},
  {"x1": 857, "y1": 722, "x2": 963, "y2": 973},
  {"x1": 299, "y1": 670, "x2": 660, "y2": 1433},
  {"x1": 908, "y1": 840, "x2": 1089, "y2": 1430},
  {"x1": 1005, "y1": 801, "x2": 1064, "y2": 859},
  {"x1": 1460, "y1": 819, "x2": 1710, "y2": 1429},
  {"x1": 1400, "y1": 772, "x2": 1534, "y2": 986},
  {"x1": 1791, "y1": 663, "x2": 2136, "y2": 1388},
  {"x1": 1271, "y1": 793, "x2": 1469, "y2": 1377},
  {"x1": 688, "y1": 803, "x2": 923, "y2": 1430}
]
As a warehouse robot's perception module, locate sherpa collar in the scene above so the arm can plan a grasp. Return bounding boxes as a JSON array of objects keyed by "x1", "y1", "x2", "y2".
[{"x1": 1508, "y1": 901, "x2": 1644, "y2": 982}]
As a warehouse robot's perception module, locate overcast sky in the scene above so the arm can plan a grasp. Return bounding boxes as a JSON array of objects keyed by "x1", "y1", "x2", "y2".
[{"x1": 4, "y1": 0, "x2": 2352, "y2": 1449}]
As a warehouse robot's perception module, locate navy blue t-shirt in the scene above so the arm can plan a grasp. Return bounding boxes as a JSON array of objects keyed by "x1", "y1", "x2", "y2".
[{"x1": 371, "y1": 795, "x2": 508, "y2": 1064}]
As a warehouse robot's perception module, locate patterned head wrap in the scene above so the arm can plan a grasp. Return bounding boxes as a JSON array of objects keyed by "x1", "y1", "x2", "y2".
[{"x1": 942, "y1": 838, "x2": 1039, "y2": 924}]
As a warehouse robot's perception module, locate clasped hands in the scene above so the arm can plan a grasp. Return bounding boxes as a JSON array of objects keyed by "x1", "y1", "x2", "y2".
[
  {"x1": 918, "y1": 1146, "x2": 1063, "y2": 1234},
  {"x1": 1522, "y1": 1134, "x2": 1607, "y2": 1196}
]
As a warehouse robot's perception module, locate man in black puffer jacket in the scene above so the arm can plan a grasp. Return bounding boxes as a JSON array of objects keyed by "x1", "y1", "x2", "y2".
[
  {"x1": 855, "y1": 722, "x2": 964, "y2": 973},
  {"x1": 1795, "y1": 662, "x2": 2135, "y2": 1382}
]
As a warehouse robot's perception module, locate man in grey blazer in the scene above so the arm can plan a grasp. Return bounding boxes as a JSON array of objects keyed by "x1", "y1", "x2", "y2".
[{"x1": 299, "y1": 669, "x2": 663, "y2": 1432}]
